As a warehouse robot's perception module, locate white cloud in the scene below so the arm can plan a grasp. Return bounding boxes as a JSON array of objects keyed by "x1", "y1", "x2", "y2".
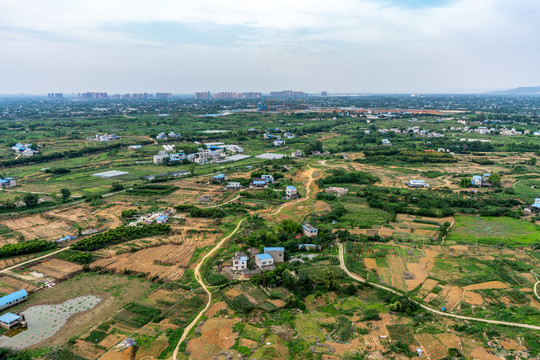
[{"x1": 1, "y1": 0, "x2": 539, "y2": 93}]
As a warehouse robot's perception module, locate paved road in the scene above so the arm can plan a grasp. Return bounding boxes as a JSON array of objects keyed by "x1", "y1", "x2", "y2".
[
  {"x1": 0, "y1": 247, "x2": 70, "y2": 274},
  {"x1": 337, "y1": 243, "x2": 540, "y2": 331},
  {"x1": 172, "y1": 219, "x2": 245, "y2": 360}
]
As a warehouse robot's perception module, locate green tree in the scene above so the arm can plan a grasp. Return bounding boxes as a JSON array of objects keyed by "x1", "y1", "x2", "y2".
[
  {"x1": 321, "y1": 268, "x2": 336, "y2": 290},
  {"x1": 60, "y1": 188, "x2": 71, "y2": 202},
  {"x1": 489, "y1": 173, "x2": 501, "y2": 187},
  {"x1": 280, "y1": 219, "x2": 302, "y2": 234},
  {"x1": 23, "y1": 193, "x2": 39, "y2": 207},
  {"x1": 459, "y1": 178, "x2": 471, "y2": 188},
  {"x1": 189, "y1": 163, "x2": 196, "y2": 175},
  {"x1": 526, "y1": 157, "x2": 537, "y2": 166}
]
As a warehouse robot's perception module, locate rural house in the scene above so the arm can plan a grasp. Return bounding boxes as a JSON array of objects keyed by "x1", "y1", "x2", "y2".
[
  {"x1": 261, "y1": 175, "x2": 274, "y2": 183},
  {"x1": 406, "y1": 180, "x2": 430, "y2": 188},
  {"x1": 212, "y1": 173, "x2": 228, "y2": 183},
  {"x1": 263, "y1": 247, "x2": 285, "y2": 263},
  {"x1": 255, "y1": 253, "x2": 275, "y2": 270},
  {"x1": 286, "y1": 186, "x2": 298, "y2": 199},
  {"x1": 302, "y1": 223, "x2": 318, "y2": 238},
  {"x1": 250, "y1": 178, "x2": 268, "y2": 188},
  {"x1": 226, "y1": 182, "x2": 243, "y2": 190},
  {"x1": 0, "y1": 313, "x2": 25, "y2": 329},
  {"x1": 232, "y1": 252, "x2": 248, "y2": 271},
  {"x1": 472, "y1": 174, "x2": 491, "y2": 187},
  {"x1": 0, "y1": 177, "x2": 16, "y2": 188}
]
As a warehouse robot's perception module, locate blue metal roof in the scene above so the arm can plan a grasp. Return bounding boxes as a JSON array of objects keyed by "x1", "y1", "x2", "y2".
[
  {"x1": 0, "y1": 312, "x2": 21, "y2": 324},
  {"x1": 253, "y1": 180, "x2": 266, "y2": 185},
  {"x1": 472, "y1": 175, "x2": 483, "y2": 180},
  {"x1": 264, "y1": 247, "x2": 284, "y2": 252},
  {"x1": 239, "y1": 256, "x2": 248, "y2": 261},
  {"x1": 0, "y1": 179, "x2": 9, "y2": 183},
  {"x1": 256, "y1": 253, "x2": 273, "y2": 260},
  {"x1": 156, "y1": 215, "x2": 168, "y2": 221},
  {"x1": 286, "y1": 186, "x2": 297, "y2": 190},
  {"x1": 0, "y1": 289, "x2": 28, "y2": 308}
]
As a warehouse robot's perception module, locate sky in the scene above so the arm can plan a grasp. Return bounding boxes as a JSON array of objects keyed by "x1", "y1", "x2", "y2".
[{"x1": 1, "y1": 0, "x2": 539, "y2": 94}]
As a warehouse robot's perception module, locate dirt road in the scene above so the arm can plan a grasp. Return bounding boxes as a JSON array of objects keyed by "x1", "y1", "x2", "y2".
[
  {"x1": 0, "y1": 247, "x2": 70, "y2": 273},
  {"x1": 265, "y1": 167, "x2": 318, "y2": 217},
  {"x1": 171, "y1": 219, "x2": 245, "y2": 360},
  {"x1": 532, "y1": 269, "x2": 540, "y2": 301},
  {"x1": 337, "y1": 243, "x2": 540, "y2": 331}
]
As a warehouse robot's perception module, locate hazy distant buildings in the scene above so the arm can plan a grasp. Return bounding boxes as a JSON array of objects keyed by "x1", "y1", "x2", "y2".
[
  {"x1": 47, "y1": 93, "x2": 63, "y2": 100},
  {"x1": 195, "y1": 92, "x2": 211, "y2": 100},
  {"x1": 270, "y1": 90, "x2": 306, "y2": 98},
  {"x1": 321, "y1": 91, "x2": 328, "y2": 97},
  {"x1": 156, "y1": 93, "x2": 172, "y2": 100},
  {"x1": 79, "y1": 92, "x2": 108, "y2": 100}
]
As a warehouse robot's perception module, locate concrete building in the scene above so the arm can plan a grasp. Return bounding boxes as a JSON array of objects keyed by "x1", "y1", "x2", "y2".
[
  {"x1": 0, "y1": 178, "x2": 16, "y2": 189},
  {"x1": 0, "y1": 313, "x2": 25, "y2": 329},
  {"x1": 261, "y1": 175, "x2": 274, "y2": 183},
  {"x1": 291, "y1": 150, "x2": 302, "y2": 158},
  {"x1": 251, "y1": 179, "x2": 268, "y2": 188},
  {"x1": 156, "y1": 215, "x2": 168, "y2": 224},
  {"x1": 226, "y1": 182, "x2": 243, "y2": 190},
  {"x1": 195, "y1": 92, "x2": 211, "y2": 100},
  {"x1": 263, "y1": 247, "x2": 285, "y2": 263},
  {"x1": 325, "y1": 187, "x2": 348, "y2": 197},
  {"x1": 0, "y1": 289, "x2": 28, "y2": 311},
  {"x1": 298, "y1": 244, "x2": 320, "y2": 251},
  {"x1": 153, "y1": 153, "x2": 169, "y2": 164},
  {"x1": 232, "y1": 252, "x2": 248, "y2": 271},
  {"x1": 302, "y1": 223, "x2": 318, "y2": 238},
  {"x1": 212, "y1": 173, "x2": 228, "y2": 183},
  {"x1": 286, "y1": 186, "x2": 298, "y2": 199},
  {"x1": 255, "y1": 253, "x2": 274, "y2": 270},
  {"x1": 406, "y1": 180, "x2": 430, "y2": 188}
]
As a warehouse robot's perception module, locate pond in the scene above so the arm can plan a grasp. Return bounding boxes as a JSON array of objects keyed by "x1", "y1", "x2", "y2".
[{"x1": 0, "y1": 295, "x2": 100, "y2": 349}]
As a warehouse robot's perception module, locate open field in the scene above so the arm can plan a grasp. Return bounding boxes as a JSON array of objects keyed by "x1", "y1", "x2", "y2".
[{"x1": 448, "y1": 216, "x2": 540, "y2": 245}]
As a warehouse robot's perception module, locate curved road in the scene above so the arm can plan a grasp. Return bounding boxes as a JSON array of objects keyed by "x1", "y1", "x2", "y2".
[
  {"x1": 532, "y1": 269, "x2": 540, "y2": 301},
  {"x1": 172, "y1": 219, "x2": 245, "y2": 360},
  {"x1": 337, "y1": 243, "x2": 540, "y2": 331},
  {"x1": 266, "y1": 167, "x2": 317, "y2": 217}
]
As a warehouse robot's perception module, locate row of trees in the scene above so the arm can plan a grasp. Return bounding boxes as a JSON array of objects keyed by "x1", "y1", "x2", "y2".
[
  {"x1": 72, "y1": 224, "x2": 170, "y2": 251},
  {"x1": 0, "y1": 239, "x2": 56, "y2": 259}
]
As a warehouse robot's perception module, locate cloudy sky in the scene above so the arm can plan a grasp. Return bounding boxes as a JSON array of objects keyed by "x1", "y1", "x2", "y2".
[{"x1": 1, "y1": 0, "x2": 539, "y2": 94}]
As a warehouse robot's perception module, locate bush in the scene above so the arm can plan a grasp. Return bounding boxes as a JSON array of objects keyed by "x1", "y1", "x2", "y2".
[{"x1": 56, "y1": 250, "x2": 94, "y2": 264}]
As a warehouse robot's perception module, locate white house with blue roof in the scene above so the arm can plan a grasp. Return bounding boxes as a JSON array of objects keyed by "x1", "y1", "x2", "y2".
[
  {"x1": 0, "y1": 289, "x2": 28, "y2": 311},
  {"x1": 255, "y1": 253, "x2": 275, "y2": 270},
  {"x1": 0, "y1": 312, "x2": 24, "y2": 329},
  {"x1": 286, "y1": 186, "x2": 298, "y2": 199},
  {"x1": 0, "y1": 177, "x2": 16, "y2": 189},
  {"x1": 263, "y1": 247, "x2": 284, "y2": 263},
  {"x1": 232, "y1": 252, "x2": 248, "y2": 271}
]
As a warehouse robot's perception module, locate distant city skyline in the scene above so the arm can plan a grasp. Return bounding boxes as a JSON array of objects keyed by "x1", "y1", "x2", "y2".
[{"x1": 1, "y1": 0, "x2": 539, "y2": 94}]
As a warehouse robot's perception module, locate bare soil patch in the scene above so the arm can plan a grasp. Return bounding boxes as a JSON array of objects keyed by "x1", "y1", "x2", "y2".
[
  {"x1": 186, "y1": 318, "x2": 240, "y2": 359},
  {"x1": 0, "y1": 275, "x2": 37, "y2": 292},
  {"x1": 470, "y1": 347, "x2": 504, "y2": 360},
  {"x1": 415, "y1": 333, "x2": 448, "y2": 360},
  {"x1": 29, "y1": 258, "x2": 82, "y2": 279},
  {"x1": 463, "y1": 291, "x2": 483, "y2": 305},
  {"x1": 463, "y1": 281, "x2": 509, "y2": 291},
  {"x1": 135, "y1": 338, "x2": 169, "y2": 360},
  {"x1": 205, "y1": 301, "x2": 227, "y2": 317}
]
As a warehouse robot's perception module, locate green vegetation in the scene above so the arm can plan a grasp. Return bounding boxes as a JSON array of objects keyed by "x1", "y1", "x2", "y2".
[
  {"x1": 0, "y1": 239, "x2": 56, "y2": 259},
  {"x1": 448, "y1": 216, "x2": 540, "y2": 245},
  {"x1": 56, "y1": 250, "x2": 94, "y2": 264},
  {"x1": 72, "y1": 224, "x2": 170, "y2": 251}
]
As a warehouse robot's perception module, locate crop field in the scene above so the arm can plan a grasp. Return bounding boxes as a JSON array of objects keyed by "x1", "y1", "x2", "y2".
[
  {"x1": 0, "y1": 214, "x2": 73, "y2": 242},
  {"x1": 415, "y1": 333, "x2": 449, "y2": 360},
  {"x1": 220, "y1": 282, "x2": 278, "y2": 312},
  {"x1": 447, "y1": 215, "x2": 540, "y2": 245}
]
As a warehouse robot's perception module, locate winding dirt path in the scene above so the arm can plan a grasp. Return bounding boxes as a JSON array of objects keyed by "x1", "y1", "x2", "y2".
[
  {"x1": 265, "y1": 167, "x2": 318, "y2": 217},
  {"x1": 171, "y1": 219, "x2": 245, "y2": 360},
  {"x1": 532, "y1": 269, "x2": 540, "y2": 301},
  {"x1": 337, "y1": 243, "x2": 540, "y2": 330}
]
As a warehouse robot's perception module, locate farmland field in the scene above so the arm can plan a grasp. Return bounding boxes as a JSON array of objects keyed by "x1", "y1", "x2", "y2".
[{"x1": 447, "y1": 216, "x2": 540, "y2": 245}]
